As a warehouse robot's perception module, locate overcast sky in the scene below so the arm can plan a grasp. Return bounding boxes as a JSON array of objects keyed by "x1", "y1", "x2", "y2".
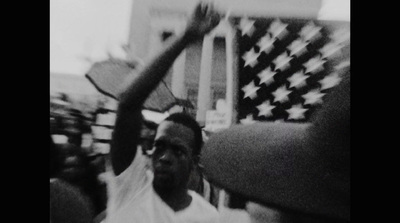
[
  {"x1": 50, "y1": 0, "x2": 132, "y2": 76},
  {"x1": 50, "y1": 0, "x2": 350, "y2": 76}
]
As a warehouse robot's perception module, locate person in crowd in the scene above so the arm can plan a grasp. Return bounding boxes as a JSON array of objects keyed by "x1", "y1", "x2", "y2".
[
  {"x1": 140, "y1": 119, "x2": 220, "y2": 208},
  {"x1": 200, "y1": 73, "x2": 350, "y2": 223},
  {"x1": 50, "y1": 135, "x2": 94, "y2": 223},
  {"x1": 57, "y1": 142, "x2": 107, "y2": 216},
  {"x1": 105, "y1": 2, "x2": 221, "y2": 223}
]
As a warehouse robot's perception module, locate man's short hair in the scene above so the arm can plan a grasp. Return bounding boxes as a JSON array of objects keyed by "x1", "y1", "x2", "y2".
[{"x1": 164, "y1": 112, "x2": 203, "y2": 158}]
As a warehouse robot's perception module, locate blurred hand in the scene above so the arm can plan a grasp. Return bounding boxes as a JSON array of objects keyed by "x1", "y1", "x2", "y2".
[{"x1": 184, "y1": 2, "x2": 221, "y2": 41}]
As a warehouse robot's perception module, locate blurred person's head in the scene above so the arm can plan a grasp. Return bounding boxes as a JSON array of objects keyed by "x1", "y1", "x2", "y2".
[
  {"x1": 58, "y1": 143, "x2": 89, "y2": 183},
  {"x1": 50, "y1": 177, "x2": 94, "y2": 223},
  {"x1": 150, "y1": 112, "x2": 203, "y2": 192},
  {"x1": 140, "y1": 120, "x2": 158, "y2": 156},
  {"x1": 201, "y1": 73, "x2": 350, "y2": 223}
]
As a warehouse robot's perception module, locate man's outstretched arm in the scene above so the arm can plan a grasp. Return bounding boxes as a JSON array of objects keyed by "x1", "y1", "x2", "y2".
[{"x1": 111, "y1": 2, "x2": 221, "y2": 175}]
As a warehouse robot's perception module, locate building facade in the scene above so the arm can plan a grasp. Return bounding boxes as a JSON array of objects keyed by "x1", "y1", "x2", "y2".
[{"x1": 125, "y1": 0, "x2": 322, "y2": 126}]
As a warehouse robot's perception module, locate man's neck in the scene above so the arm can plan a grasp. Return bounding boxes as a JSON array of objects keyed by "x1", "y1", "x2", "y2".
[
  {"x1": 154, "y1": 186, "x2": 193, "y2": 212},
  {"x1": 188, "y1": 168, "x2": 202, "y2": 192}
]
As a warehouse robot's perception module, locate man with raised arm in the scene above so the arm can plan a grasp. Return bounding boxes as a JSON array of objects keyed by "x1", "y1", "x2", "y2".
[{"x1": 105, "y1": 2, "x2": 221, "y2": 223}]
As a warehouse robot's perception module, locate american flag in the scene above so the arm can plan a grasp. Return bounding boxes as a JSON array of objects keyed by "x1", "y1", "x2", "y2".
[{"x1": 234, "y1": 17, "x2": 350, "y2": 124}]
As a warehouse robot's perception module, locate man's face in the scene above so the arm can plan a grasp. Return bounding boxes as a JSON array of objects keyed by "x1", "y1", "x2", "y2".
[{"x1": 151, "y1": 121, "x2": 195, "y2": 190}]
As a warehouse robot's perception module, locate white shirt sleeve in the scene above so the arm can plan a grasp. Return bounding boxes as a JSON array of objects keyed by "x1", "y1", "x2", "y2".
[{"x1": 107, "y1": 147, "x2": 152, "y2": 212}]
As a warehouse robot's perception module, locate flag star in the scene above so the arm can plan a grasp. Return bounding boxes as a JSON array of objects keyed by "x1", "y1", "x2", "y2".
[
  {"x1": 268, "y1": 19, "x2": 288, "y2": 40},
  {"x1": 303, "y1": 56, "x2": 326, "y2": 74},
  {"x1": 272, "y1": 85, "x2": 292, "y2": 103},
  {"x1": 302, "y1": 89, "x2": 325, "y2": 105},
  {"x1": 256, "y1": 100, "x2": 275, "y2": 117},
  {"x1": 286, "y1": 104, "x2": 308, "y2": 120},
  {"x1": 257, "y1": 67, "x2": 276, "y2": 86},
  {"x1": 288, "y1": 71, "x2": 309, "y2": 89},
  {"x1": 257, "y1": 34, "x2": 274, "y2": 53},
  {"x1": 330, "y1": 28, "x2": 350, "y2": 45},
  {"x1": 334, "y1": 60, "x2": 350, "y2": 70},
  {"x1": 287, "y1": 39, "x2": 309, "y2": 57},
  {"x1": 319, "y1": 42, "x2": 342, "y2": 59},
  {"x1": 273, "y1": 52, "x2": 292, "y2": 71},
  {"x1": 299, "y1": 22, "x2": 322, "y2": 42},
  {"x1": 319, "y1": 72, "x2": 342, "y2": 90},
  {"x1": 239, "y1": 18, "x2": 256, "y2": 37},
  {"x1": 240, "y1": 114, "x2": 257, "y2": 125},
  {"x1": 242, "y1": 48, "x2": 260, "y2": 67},
  {"x1": 242, "y1": 81, "x2": 260, "y2": 100}
]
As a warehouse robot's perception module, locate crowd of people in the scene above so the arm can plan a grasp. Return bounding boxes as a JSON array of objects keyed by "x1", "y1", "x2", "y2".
[
  {"x1": 50, "y1": 93, "x2": 109, "y2": 222},
  {"x1": 50, "y1": 2, "x2": 350, "y2": 223}
]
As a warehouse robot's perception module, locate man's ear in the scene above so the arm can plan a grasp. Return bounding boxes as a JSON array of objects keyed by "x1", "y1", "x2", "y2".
[
  {"x1": 192, "y1": 154, "x2": 200, "y2": 165},
  {"x1": 189, "y1": 154, "x2": 200, "y2": 172}
]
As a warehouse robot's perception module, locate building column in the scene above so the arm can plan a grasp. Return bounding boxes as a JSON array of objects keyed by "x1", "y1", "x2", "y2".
[
  {"x1": 147, "y1": 29, "x2": 163, "y2": 60},
  {"x1": 225, "y1": 21, "x2": 237, "y2": 126},
  {"x1": 196, "y1": 34, "x2": 214, "y2": 125},
  {"x1": 127, "y1": 0, "x2": 150, "y2": 61},
  {"x1": 171, "y1": 23, "x2": 188, "y2": 99},
  {"x1": 171, "y1": 50, "x2": 187, "y2": 99}
]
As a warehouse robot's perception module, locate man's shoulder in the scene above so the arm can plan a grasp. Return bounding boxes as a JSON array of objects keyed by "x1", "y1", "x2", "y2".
[
  {"x1": 175, "y1": 191, "x2": 219, "y2": 223},
  {"x1": 188, "y1": 190, "x2": 219, "y2": 214}
]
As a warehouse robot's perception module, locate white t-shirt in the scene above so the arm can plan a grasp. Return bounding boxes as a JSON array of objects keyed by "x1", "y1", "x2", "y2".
[{"x1": 105, "y1": 149, "x2": 220, "y2": 223}]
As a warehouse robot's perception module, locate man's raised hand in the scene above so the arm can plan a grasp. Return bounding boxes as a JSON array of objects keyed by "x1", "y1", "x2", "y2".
[{"x1": 184, "y1": 2, "x2": 221, "y2": 41}]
